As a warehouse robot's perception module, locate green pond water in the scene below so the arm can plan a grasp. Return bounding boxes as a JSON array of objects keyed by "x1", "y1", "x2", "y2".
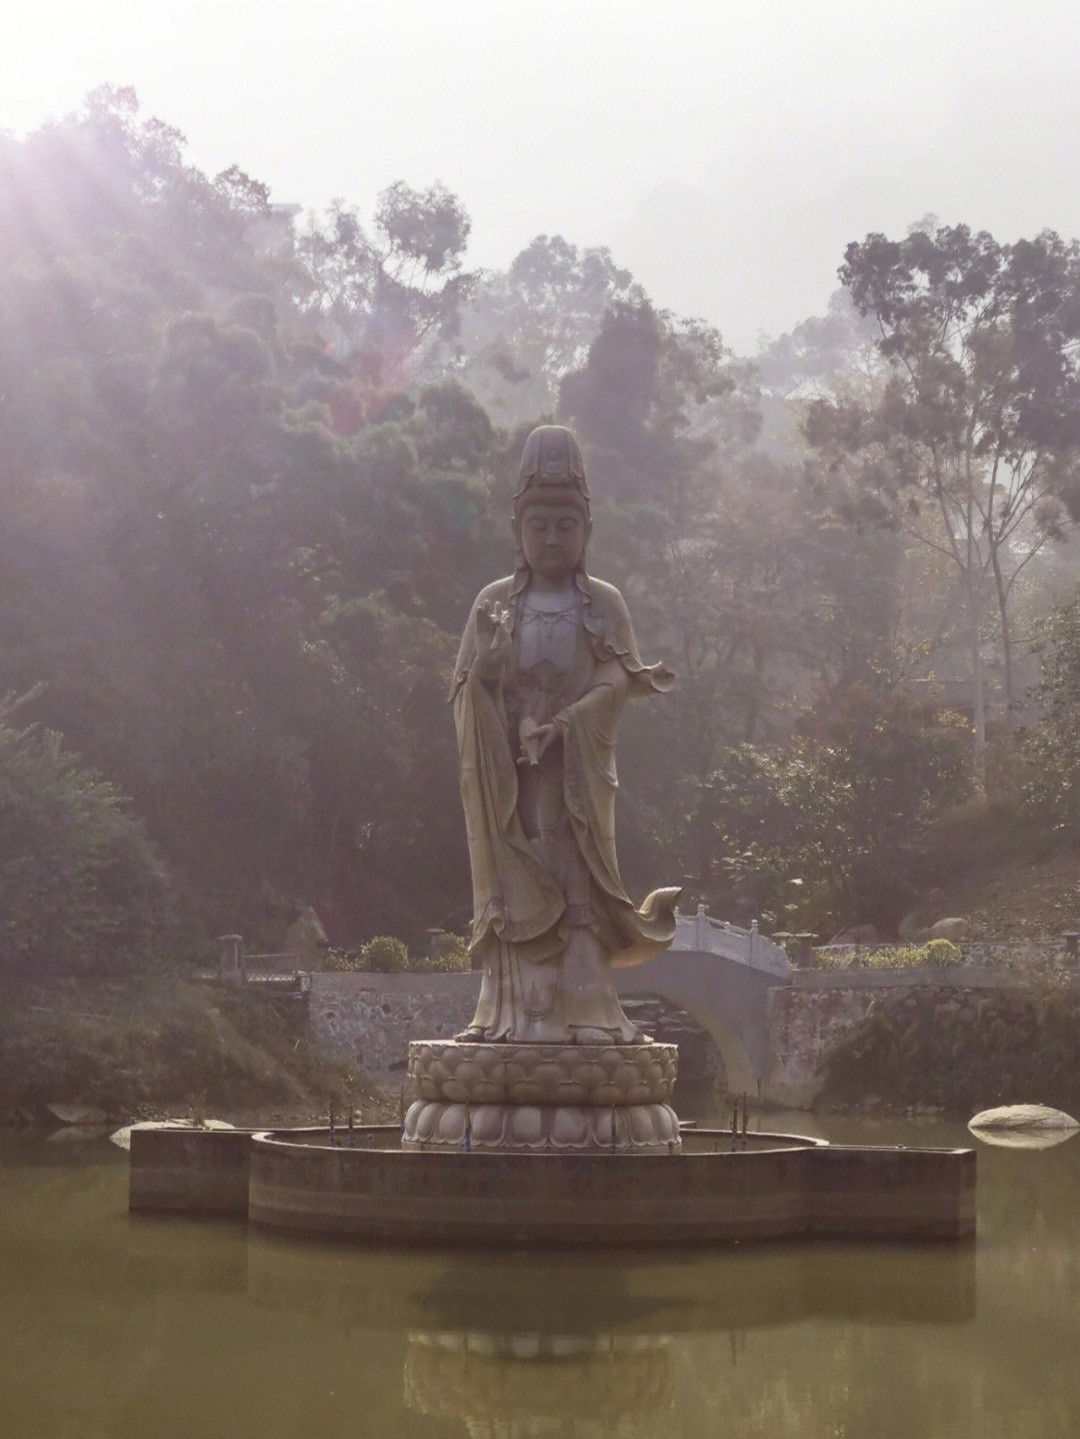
[{"x1": 1, "y1": 1112, "x2": 1077, "y2": 1438}]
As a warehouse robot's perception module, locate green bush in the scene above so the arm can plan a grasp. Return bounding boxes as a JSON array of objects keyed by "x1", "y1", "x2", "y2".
[
  {"x1": 323, "y1": 948, "x2": 369, "y2": 973},
  {"x1": 922, "y1": 938, "x2": 964, "y2": 967},
  {"x1": 817, "y1": 939, "x2": 963, "y2": 970},
  {"x1": 686, "y1": 692, "x2": 972, "y2": 937},
  {"x1": 415, "y1": 933, "x2": 471, "y2": 973},
  {"x1": 325, "y1": 933, "x2": 470, "y2": 974},
  {"x1": 816, "y1": 983, "x2": 1080, "y2": 1114},
  {"x1": 359, "y1": 935, "x2": 409, "y2": 972},
  {"x1": 0, "y1": 979, "x2": 385, "y2": 1118}
]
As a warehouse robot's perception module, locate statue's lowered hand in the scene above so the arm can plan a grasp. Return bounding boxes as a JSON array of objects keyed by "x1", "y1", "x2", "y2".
[{"x1": 518, "y1": 718, "x2": 559, "y2": 766}]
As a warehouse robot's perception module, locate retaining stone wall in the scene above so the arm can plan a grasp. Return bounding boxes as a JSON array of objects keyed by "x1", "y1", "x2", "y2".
[
  {"x1": 765, "y1": 966, "x2": 1075, "y2": 1108},
  {"x1": 307, "y1": 972, "x2": 480, "y2": 1084},
  {"x1": 767, "y1": 984, "x2": 870, "y2": 1108},
  {"x1": 308, "y1": 964, "x2": 1074, "y2": 1111}
]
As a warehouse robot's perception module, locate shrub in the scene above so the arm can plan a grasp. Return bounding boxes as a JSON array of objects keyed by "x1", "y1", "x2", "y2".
[
  {"x1": 359, "y1": 935, "x2": 409, "y2": 972},
  {"x1": 325, "y1": 934, "x2": 470, "y2": 974},
  {"x1": 686, "y1": 692, "x2": 972, "y2": 937},
  {"x1": 323, "y1": 948, "x2": 368, "y2": 973},
  {"x1": 415, "y1": 933, "x2": 471, "y2": 973},
  {"x1": 817, "y1": 939, "x2": 963, "y2": 970},
  {"x1": 921, "y1": 938, "x2": 964, "y2": 967},
  {"x1": 816, "y1": 983, "x2": 1080, "y2": 1114},
  {"x1": 0, "y1": 979, "x2": 385, "y2": 1117}
]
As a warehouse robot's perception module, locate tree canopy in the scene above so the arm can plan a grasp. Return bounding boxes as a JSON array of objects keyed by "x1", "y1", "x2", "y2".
[{"x1": 3, "y1": 91, "x2": 1080, "y2": 964}]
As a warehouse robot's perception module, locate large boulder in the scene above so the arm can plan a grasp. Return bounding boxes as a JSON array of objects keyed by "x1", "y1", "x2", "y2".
[
  {"x1": 926, "y1": 917, "x2": 967, "y2": 943},
  {"x1": 109, "y1": 1118, "x2": 235, "y2": 1151},
  {"x1": 968, "y1": 1104, "x2": 1079, "y2": 1149}
]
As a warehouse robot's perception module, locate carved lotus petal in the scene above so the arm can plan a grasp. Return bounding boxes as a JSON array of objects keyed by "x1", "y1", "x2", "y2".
[
  {"x1": 470, "y1": 1105, "x2": 505, "y2": 1143},
  {"x1": 437, "y1": 1104, "x2": 467, "y2": 1142},
  {"x1": 509, "y1": 1107, "x2": 544, "y2": 1144},
  {"x1": 413, "y1": 1103, "x2": 439, "y2": 1141},
  {"x1": 551, "y1": 1107, "x2": 589, "y2": 1146},
  {"x1": 627, "y1": 1106, "x2": 656, "y2": 1144}
]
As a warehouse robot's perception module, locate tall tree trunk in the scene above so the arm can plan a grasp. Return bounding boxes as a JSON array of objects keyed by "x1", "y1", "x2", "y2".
[
  {"x1": 965, "y1": 532, "x2": 987, "y2": 794},
  {"x1": 990, "y1": 546, "x2": 1016, "y2": 726},
  {"x1": 743, "y1": 642, "x2": 764, "y2": 743}
]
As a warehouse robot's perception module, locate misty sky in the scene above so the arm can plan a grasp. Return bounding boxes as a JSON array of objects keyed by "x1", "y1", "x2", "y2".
[{"x1": 4, "y1": 0, "x2": 1079, "y2": 353}]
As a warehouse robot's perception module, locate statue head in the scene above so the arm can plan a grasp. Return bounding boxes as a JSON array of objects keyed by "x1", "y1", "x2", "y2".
[{"x1": 513, "y1": 426, "x2": 591, "y2": 581}]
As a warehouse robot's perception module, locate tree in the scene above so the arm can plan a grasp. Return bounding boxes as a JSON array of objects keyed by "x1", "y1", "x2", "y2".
[
  {"x1": 0, "y1": 90, "x2": 487, "y2": 949},
  {"x1": 0, "y1": 696, "x2": 172, "y2": 973},
  {"x1": 291, "y1": 183, "x2": 473, "y2": 418},
  {"x1": 756, "y1": 288, "x2": 880, "y2": 402},
  {"x1": 440, "y1": 235, "x2": 642, "y2": 424},
  {"x1": 683, "y1": 690, "x2": 971, "y2": 934},
  {"x1": 559, "y1": 299, "x2": 897, "y2": 760},
  {"x1": 1022, "y1": 588, "x2": 1080, "y2": 838},
  {"x1": 808, "y1": 221, "x2": 1080, "y2": 785}
]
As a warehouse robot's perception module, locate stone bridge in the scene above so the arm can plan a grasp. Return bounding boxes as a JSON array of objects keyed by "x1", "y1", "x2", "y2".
[{"x1": 616, "y1": 906, "x2": 793, "y2": 1094}]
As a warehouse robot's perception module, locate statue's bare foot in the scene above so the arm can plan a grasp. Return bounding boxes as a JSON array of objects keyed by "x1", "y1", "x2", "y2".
[
  {"x1": 454, "y1": 1025, "x2": 487, "y2": 1042},
  {"x1": 630, "y1": 1027, "x2": 654, "y2": 1044},
  {"x1": 571, "y1": 1027, "x2": 612, "y2": 1045}
]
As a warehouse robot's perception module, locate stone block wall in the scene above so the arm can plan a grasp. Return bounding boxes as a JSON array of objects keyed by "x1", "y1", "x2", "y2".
[
  {"x1": 766, "y1": 983, "x2": 873, "y2": 1108},
  {"x1": 307, "y1": 962, "x2": 1075, "y2": 1111},
  {"x1": 961, "y1": 938, "x2": 1065, "y2": 970},
  {"x1": 765, "y1": 966, "x2": 1056, "y2": 1109},
  {"x1": 307, "y1": 972, "x2": 480, "y2": 1085}
]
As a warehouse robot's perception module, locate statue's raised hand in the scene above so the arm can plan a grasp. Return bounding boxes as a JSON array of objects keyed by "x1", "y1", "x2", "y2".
[{"x1": 475, "y1": 599, "x2": 512, "y2": 679}]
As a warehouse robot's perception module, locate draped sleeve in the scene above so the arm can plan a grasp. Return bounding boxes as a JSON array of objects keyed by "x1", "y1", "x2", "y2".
[
  {"x1": 450, "y1": 580, "x2": 565, "y2": 959},
  {"x1": 556, "y1": 581, "x2": 681, "y2": 966}
]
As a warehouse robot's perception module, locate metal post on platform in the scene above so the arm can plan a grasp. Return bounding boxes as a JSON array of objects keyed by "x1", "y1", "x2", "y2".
[
  {"x1": 695, "y1": 903, "x2": 708, "y2": 950},
  {"x1": 219, "y1": 934, "x2": 244, "y2": 987}
]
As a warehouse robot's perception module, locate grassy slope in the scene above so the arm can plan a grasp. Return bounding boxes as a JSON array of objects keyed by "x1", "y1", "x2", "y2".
[
  {"x1": 944, "y1": 843, "x2": 1080, "y2": 941},
  {"x1": 0, "y1": 977, "x2": 393, "y2": 1127}
]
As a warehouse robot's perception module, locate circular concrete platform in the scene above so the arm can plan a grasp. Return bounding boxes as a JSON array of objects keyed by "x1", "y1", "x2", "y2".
[{"x1": 240, "y1": 1126, "x2": 976, "y2": 1246}]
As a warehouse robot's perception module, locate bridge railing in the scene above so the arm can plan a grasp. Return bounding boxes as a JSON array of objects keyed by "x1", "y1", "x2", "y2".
[{"x1": 670, "y1": 906, "x2": 792, "y2": 979}]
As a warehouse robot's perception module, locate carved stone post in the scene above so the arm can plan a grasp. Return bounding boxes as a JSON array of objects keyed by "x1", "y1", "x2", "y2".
[
  {"x1": 219, "y1": 934, "x2": 244, "y2": 987},
  {"x1": 694, "y1": 903, "x2": 708, "y2": 951}
]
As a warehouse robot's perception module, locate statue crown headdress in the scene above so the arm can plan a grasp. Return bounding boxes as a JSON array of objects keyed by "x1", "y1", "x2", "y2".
[{"x1": 514, "y1": 426, "x2": 590, "y2": 515}]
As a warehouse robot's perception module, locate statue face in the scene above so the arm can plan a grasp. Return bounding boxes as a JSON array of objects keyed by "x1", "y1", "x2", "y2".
[{"x1": 520, "y1": 503, "x2": 588, "y2": 581}]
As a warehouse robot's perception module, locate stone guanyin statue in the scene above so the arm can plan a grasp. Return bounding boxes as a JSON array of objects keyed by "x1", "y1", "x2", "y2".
[
  {"x1": 403, "y1": 427, "x2": 682, "y2": 1150},
  {"x1": 450, "y1": 425, "x2": 680, "y2": 1045}
]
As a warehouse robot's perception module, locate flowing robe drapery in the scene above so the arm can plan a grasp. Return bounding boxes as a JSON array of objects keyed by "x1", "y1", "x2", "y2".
[{"x1": 450, "y1": 571, "x2": 680, "y2": 1042}]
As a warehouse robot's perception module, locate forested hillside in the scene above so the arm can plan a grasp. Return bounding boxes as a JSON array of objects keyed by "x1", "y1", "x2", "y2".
[{"x1": 5, "y1": 87, "x2": 1080, "y2": 972}]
